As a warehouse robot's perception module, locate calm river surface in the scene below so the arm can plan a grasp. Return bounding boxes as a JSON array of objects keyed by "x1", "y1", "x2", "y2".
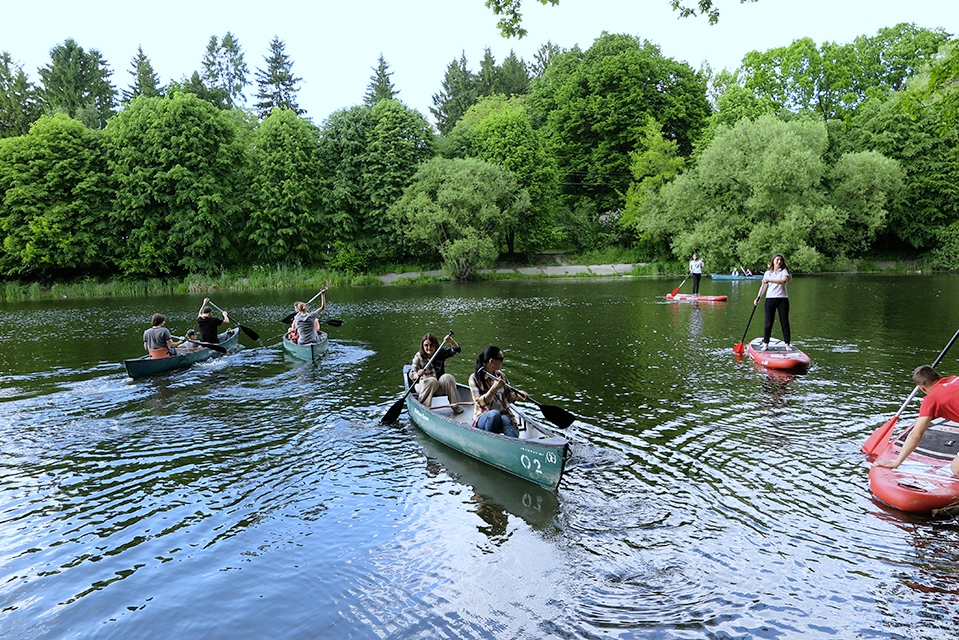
[{"x1": 2, "y1": 274, "x2": 959, "y2": 639}]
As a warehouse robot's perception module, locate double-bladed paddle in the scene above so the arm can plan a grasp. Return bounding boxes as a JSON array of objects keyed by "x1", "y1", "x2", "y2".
[
  {"x1": 669, "y1": 273, "x2": 691, "y2": 298},
  {"x1": 381, "y1": 330, "x2": 454, "y2": 425},
  {"x1": 862, "y1": 324, "x2": 959, "y2": 456},
  {"x1": 281, "y1": 287, "x2": 328, "y2": 325},
  {"x1": 208, "y1": 300, "x2": 261, "y2": 342},
  {"x1": 174, "y1": 337, "x2": 227, "y2": 354},
  {"x1": 482, "y1": 370, "x2": 576, "y2": 429}
]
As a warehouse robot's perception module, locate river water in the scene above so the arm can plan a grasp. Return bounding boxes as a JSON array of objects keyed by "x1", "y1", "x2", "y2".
[{"x1": 1, "y1": 274, "x2": 958, "y2": 639}]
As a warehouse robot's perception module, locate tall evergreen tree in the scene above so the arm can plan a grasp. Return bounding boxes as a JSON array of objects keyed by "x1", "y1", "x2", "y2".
[
  {"x1": 38, "y1": 38, "x2": 116, "y2": 129},
  {"x1": 122, "y1": 45, "x2": 161, "y2": 103},
  {"x1": 0, "y1": 52, "x2": 42, "y2": 137},
  {"x1": 254, "y1": 36, "x2": 303, "y2": 118},
  {"x1": 530, "y1": 41, "x2": 564, "y2": 77},
  {"x1": 430, "y1": 52, "x2": 478, "y2": 136},
  {"x1": 478, "y1": 48, "x2": 498, "y2": 97},
  {"x1": 364, "y1": 54, "x2": 398, "y2": 106},
  {"x1": 496, "y1": 51, "x2": 530, "y2": 95},
  {"x1": 201, "y1": 32, "x2": 249, "y2": 108}
]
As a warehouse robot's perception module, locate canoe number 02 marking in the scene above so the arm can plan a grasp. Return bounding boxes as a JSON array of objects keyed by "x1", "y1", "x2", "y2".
[{"x1": 520, "y1": 454, "x2": 542, "y2": 475}]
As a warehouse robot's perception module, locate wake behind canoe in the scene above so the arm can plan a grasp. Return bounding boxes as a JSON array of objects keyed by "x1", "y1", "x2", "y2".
[
  {"x1": 124, "y1": 328, "x2": 240, "y2": 379},
  {"x1": 282, "y1": 333, "x2": 329, "y2": 361}
]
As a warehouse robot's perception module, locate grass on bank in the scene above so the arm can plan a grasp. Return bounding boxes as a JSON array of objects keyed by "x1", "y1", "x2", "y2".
[{"x1": 0, "y1": 254, "x2": 929, "y2": 302}]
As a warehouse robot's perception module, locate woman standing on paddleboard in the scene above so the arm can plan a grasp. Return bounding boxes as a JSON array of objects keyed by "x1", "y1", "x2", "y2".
[
  {"x1": 754, "y1": 253, "x2": 792, "y2": 351},
  {"x1": 689, "y1": 253, "x2": 705, "y2": 294}
]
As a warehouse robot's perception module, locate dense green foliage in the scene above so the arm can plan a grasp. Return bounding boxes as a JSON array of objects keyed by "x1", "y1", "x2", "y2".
[{"x1": 1, "y1": 22, "x2": 959, "y2": 284}]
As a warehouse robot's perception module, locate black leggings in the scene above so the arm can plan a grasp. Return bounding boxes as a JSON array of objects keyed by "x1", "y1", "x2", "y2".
[
  {"x1": 763, "y1": 297, "x2": 791, "y2": 344},
  {"x1": 691, "y1": 273, "x2": 701, "y2": 294}
]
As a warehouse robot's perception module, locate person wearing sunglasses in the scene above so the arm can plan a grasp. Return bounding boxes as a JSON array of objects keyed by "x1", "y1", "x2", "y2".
[
  {"x1": 410, "y1": 333, "x2": 463, "y2": 413},
  {"x1": 468, "y1": 345, "x2": 529, "y2": 437}
]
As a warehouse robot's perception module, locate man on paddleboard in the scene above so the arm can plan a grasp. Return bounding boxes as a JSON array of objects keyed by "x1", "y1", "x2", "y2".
[{"x1": 873, "y1": 365, "x2": 959, "y2": 476}]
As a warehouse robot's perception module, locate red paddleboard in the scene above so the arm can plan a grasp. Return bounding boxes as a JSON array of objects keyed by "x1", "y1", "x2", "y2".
[
  {"x1": 868, "y1": 418, "x2": 959, "y2": 514},
  {"x1": 745, "y1": 338, "x2": 810, "y2": 372},
  {"x1": 666, "y1": 293, "x2": 728, "y2": 302}
]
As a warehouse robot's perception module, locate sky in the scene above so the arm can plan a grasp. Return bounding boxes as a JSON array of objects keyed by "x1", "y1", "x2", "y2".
[{"x1": 1, "y1": 0, "x2": 956, "y2": 125}]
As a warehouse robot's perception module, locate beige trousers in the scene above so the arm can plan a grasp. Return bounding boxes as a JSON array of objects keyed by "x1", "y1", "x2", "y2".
[{"x1": 415, "y1": 373, "x2": 458, "y2": 407}]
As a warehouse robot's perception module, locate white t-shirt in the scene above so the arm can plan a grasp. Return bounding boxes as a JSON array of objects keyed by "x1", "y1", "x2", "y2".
[
  {"x1": 763, "y1": 269, "x2": 790, "y2": 298},
  {"x1": 689, "y1": 259, "x2": 704, "y2": 274}
]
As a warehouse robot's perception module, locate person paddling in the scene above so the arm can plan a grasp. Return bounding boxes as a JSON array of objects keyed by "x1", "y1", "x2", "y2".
[
  {"x1": 143, "y1": 314, "x2": 184, "y2": 359},
  {"x1": 291, "y1": 285, "x2": 328, "y2": 345},
  {"x1": 468, "y1": 346, "x2": 529, "y2": 438},
  {"x1": 873, "y1": 365, "x2": 959, "y2": 477},
  {"x1": 410, "y1": 333, "x2": 463, "y2": 413},
  {"x1": 754, "y1": 253, "x2": 792, "y2": 351},
  {"x1": 197, "y1": 297, "x2": 230, "y2": 344}
]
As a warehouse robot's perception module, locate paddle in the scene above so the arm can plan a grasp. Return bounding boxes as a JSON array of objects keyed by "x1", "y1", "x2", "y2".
[
  {"x1": 669, "y1": 273, "x2": 691, "y2": 298},
  {"x1": 733, "y1": 286, "x2": 764, "y2": 355},
  {"x1": 861, "y1": 323, "x2": 959, "y2": 456},
  {"x1": 381, "y1": 330, "x2": 454, "y2": 425},
  {"x1": 174, "y1": 337, "x2": 227, "y2": 354},
  {"x1": 208, "y1": 300, "x2": 261, "y2": 342},
  {"x1": 281, "y1": 287, "x2": 328, "y2": 325},
  {"x1": 482, "y1": 370, "x2": 576, "y2": 429}
]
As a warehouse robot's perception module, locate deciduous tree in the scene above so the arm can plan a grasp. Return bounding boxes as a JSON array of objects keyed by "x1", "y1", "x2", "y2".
[
  {"x1": 245, "y1": 109, "x2": 322, "y2": 264},
  {"x1": 0, "y1": 114, "x2": 115, "y2": 278},
  {"x1": 104, "y1": 93, "x2": 245, "y2": 276},
  {"x1": 389, "y1": 157, "x2": 529, "y2": 279}
]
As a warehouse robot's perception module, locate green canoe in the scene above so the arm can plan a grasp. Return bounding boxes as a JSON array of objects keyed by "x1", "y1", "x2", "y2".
[
  {"x1": 709, "y1": 273, "x2": 763, "y2": 280},
  {"x1": 402, "y1": 366, "x2": 569, "y2": 490},
  {"x1": 124, "y1": 328, "x2": 240, "y2": 379},
  {"x1": 282, "y1": 333, "x2": 329, "y2": 361}
]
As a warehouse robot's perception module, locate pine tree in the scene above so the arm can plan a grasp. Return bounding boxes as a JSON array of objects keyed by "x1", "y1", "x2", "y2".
[
  {"x1": 254, "y1": 36, "x2": 304, "y2": 118},
  {"x1": 201, "y1": 32, "x2": 249, "y2": 108},
  {"x1": 430, "y1": 52, "x2": 478, "y2": 136},
  {"x1": 364, "y1": 53, "x2": 399, "y2": 106},
  {"x1": 38, "y1": 38, "x2": 116, "y2": 129},
  {"x1": 478, "y1": 48, "x2": 497, "y2": 97},
  {"x1": 0, "y1": 52, "x2": 42, "y2": 137},
  {"x1": 496, "y1": 51, "x2": 530, "y2": 95},
  {"x1": 121, "y1": 45, "x2": 161, "y2": 103}
]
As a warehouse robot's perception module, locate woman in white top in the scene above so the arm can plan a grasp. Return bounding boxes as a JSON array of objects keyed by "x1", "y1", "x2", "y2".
[
  {"x1": 754, "y1": 253, "x2": 792, "y2": 350},
  {"x1": 688, "y1": 253, "x2": 705, "y2": 294}
]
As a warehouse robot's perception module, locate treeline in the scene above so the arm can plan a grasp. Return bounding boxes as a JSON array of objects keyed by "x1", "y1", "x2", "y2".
[{"x1": 0, "y1": 24, "x2": 957, "y2": 282}]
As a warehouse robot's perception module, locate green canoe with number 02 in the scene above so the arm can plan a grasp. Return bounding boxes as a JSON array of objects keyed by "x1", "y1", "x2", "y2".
[{"x1": 402, "y1": 366, "x2": 569, "y2": 490}]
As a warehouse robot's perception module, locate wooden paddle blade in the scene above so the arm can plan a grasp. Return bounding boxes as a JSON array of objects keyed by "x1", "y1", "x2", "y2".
[
  {"x1": 381, "y1": 398, "x2": 405, "y2": 425},
  {"x1": 862, "y1": 415, "x2": 898, "y2": 456},
  {"x1": 239, "y1": 324, "x2": 260, "y2": 341},
  {"x1": 539, "y1": 403, "x2": 576, "y2": 429},
  {"x1": 322, "y1": 319, "x2": 344, "y2": 327}
]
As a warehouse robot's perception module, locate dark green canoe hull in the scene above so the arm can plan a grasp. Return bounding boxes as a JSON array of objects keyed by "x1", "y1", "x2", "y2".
[
  {"x1": 402, "y1": 368, "x2": 569, "y2": 490},
  {"x1": 124, "y1": 328, "x2": 240, "y2": 379},
  {"x1": 282, "y1": 333, "x2": 329, "y2": 361}
]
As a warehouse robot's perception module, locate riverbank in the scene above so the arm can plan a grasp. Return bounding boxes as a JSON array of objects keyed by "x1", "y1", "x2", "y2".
[
  {"x1": 380, "y1": 263, "x2": 644, "y2": 283},
  {"x1": 0, "y1": 257, "x2": 922, "y2": 301}
]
